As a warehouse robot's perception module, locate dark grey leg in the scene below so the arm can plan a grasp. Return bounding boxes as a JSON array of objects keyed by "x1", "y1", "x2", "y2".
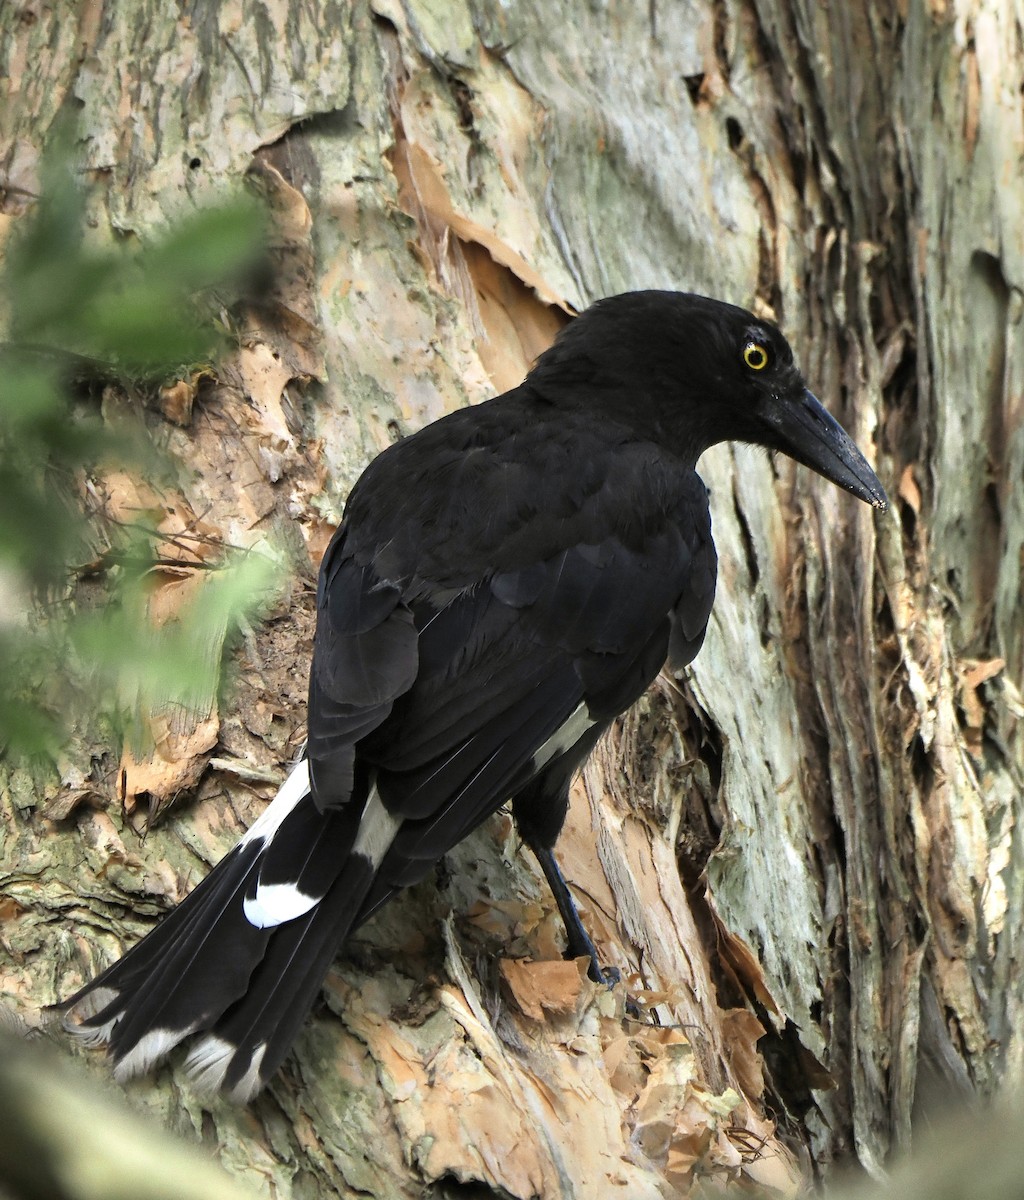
[
  {"x1": 510, "y1": 741, "x2": 621, "y2": 988},
  {"x1": 528, "y1": 842, "x2": 619, "y2": 986}
]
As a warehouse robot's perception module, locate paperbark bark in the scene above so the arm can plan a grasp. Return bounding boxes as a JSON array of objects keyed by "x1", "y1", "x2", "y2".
[{"x1": 1, "y1": 1, "x2": 1021, "y2": 1195}]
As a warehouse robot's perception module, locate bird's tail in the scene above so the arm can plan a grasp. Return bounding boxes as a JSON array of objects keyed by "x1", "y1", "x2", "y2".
[{"x1": 58, "y1": 760, "x2": 373, "y2": 1101}]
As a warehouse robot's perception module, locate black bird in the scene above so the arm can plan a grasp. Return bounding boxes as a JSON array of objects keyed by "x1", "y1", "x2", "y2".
[{"x1": 61, "y1": 291, "x2": 886, "y2": 1100}]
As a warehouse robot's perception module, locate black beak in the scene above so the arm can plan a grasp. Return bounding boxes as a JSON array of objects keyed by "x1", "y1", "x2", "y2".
[{"x1": 766, "y1": 389, "x2": 888, "y2": 510}]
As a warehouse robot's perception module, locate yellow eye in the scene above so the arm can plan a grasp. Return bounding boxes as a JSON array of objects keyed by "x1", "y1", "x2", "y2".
[{"x1": 743, "y1": 341, "x2": 770, "y2": 371}]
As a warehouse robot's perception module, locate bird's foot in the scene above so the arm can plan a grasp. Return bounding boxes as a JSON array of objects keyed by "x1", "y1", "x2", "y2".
[
  {"x1": 584, "y1": 955, "x2": 621, "y2": 988},
  {"x1": 579, "y1": 954, "x2": 647, "y2": 1019}
]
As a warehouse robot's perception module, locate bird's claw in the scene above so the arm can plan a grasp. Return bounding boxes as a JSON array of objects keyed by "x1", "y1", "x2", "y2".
[
  {"x1": 594, "y1": 963, "x2": 621, "y2": 987},
  {"x1": 582, "y1": 958, "x2": 641, "y2": 1018}
]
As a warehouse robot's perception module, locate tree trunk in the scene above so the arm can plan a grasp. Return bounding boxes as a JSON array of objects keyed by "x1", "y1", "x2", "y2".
[{"x1": 2, "y1": 1, "x2": 1021, "y2": 1195}]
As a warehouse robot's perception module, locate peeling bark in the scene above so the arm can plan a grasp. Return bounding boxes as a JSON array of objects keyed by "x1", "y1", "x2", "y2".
[{"x1": 2, "y1": 1, "x2": 1022, "y2": 1195}]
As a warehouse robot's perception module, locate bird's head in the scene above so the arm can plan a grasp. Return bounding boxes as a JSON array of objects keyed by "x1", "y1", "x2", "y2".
[{"x1": 529, "y1": 291, "x2": 887, "y2": 510}]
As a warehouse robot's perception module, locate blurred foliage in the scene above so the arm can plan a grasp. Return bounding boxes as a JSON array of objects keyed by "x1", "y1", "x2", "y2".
[
  {"x1": 0, "y1": 146, "x2": 280, "y2": 765},
  {"x1": 0, "y1": 1027, "x2": 261, "y2": 1200}
]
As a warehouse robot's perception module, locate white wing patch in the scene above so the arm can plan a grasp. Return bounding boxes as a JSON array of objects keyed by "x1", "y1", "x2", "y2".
[
  {"x1": 242, "y1": 778, "x2": 401, "y2": 929},
  {"x1": 531, "y1": 702, "x2": 596, "y2": 771},
  {"x1": 239, "y1": 758, "x2": 311, "y2": 850},
  {"x1": 239, "y1": 757, "x2": 321, "y2": 928},
  {"x1": 351, "y1": 786, "x2": 401, "y2": 868},
  {"x1": 243, "y1": 881, "x2": 319, "y2": 929}
]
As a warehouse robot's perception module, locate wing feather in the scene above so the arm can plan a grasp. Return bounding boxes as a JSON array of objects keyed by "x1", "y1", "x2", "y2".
[
  {"x1": 306, "y1": 528, "x2": 418, "y2": 808},
  {"x1": 304, "y1": 419, "x2": 719, "y2": 932}
]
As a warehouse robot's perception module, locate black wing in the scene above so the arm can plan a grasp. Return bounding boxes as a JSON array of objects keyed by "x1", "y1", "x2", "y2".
[
  {"x1": 308, "y1": 395, "x2": 719, "y2": 911},
  {"x1": 63, "y1": 390, "x2": 717, "y2": 1098}
]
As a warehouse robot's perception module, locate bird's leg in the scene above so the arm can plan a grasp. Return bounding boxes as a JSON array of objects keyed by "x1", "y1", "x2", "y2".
[
  {"x1": 527, "y1": 841, "x2": 619, "y2": 986},
  {"x1": 511, "y1": 769, "x2": 622, "y2": 986}
]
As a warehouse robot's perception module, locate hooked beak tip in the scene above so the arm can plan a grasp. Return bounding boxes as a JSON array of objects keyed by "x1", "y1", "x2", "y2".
[{"x1": 782, "y1": 389, "x2": 888, "y2": 510}]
